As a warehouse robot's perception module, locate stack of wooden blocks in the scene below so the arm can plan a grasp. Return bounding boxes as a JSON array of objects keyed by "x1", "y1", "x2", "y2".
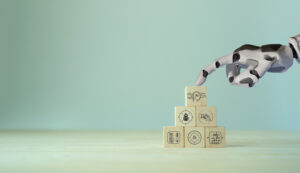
[{"x1": 163, "y1": 86, "x2": 226, "y2": 148}]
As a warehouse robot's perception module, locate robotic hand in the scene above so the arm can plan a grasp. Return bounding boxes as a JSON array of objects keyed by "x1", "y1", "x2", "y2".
[{"x1": 195, "y1": 35, "x2": 300, "y2": 87}]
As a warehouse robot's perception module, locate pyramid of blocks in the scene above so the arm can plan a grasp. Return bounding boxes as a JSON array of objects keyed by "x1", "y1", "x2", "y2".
[{"x1": 163, "y1": 86, "x2": 226, "y2": 148}]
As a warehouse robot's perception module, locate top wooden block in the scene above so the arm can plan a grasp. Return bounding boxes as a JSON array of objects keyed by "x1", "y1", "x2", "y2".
[{"x1": 185, "y1": 86, "x2": 207, "y2": 106}]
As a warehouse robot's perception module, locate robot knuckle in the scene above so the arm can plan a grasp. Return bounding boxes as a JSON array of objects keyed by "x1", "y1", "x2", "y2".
[{"x1": 232, "y1": 53, "x2": 240, "y2": 62}]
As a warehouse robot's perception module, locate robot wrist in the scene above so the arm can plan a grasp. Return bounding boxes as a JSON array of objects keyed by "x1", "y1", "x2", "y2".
[{"x1": 288, "y1": 35, "x2": 300, "y2": 63}]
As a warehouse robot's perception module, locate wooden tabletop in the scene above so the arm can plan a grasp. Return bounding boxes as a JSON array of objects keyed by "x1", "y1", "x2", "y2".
[{"x1": 0, "y1": 130, "x2": 299, "y2": 173}]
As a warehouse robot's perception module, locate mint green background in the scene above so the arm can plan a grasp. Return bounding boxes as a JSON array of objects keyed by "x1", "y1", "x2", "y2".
[{"x1": 1, "y1": 0, "x2": 300, "y2": 130}]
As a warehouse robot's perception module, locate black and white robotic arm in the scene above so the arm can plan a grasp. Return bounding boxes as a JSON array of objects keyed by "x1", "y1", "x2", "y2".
[{"x1": 196, "y1": 35, "x2": 300, "y2": 87}]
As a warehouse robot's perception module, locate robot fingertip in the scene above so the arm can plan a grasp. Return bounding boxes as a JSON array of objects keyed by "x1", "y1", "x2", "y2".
[{"x1": 195, "y1": 79, "x2": 205, "y2": 86}]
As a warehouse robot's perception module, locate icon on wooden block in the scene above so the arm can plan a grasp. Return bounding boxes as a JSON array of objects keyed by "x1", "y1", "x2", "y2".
[
  {"x1": 163, "y1": 86, "x2": 226, "y2": 148},
  {"x1": 188, "y1": 131, "x2": 201, "y2": 144},
  {"x1": 184, "y1": 127, "x2": 205, "y2": 148},
  {"x1": 175, "y1": 106, "x2": 196, "y2": 126},
  {"x1": 163, "y1": 126, "x2": 184, "y2": 148},
  {"x1": 185, "y1": 86, "x2": 207, "y2": 106},
  {"x1": 168, "y1": 131, "x2": 180, "y2": 144},
  {"x1": 196, "y1": 106, "x2": 217, "y2": 127},
  {"x1": 205, "y1": 126, "x2": 226, "y2": 148}
]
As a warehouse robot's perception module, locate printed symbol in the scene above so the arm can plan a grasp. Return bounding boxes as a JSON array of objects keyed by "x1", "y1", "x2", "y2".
[
  {"x1": 183, "y1": 114, "x2": 189, "y2": 121},
  {"x1": 207, "y1": 131, "x2": 223, "y2": 144},
  {"x1": 198, "y1": 110, "x2": 213, "y2": 123},
  {"x1": 167, "y1": 131, "x2": 180, "y2": 144},
  {"x1": 188, "y1": 130, "x2": 202, "y2": 145},
  {"x1": 178, "y1": 110, "x2": 193, "y2": 125},
  {"x1": 187, "y1": 91, "x2": 206, "y2": 103}
]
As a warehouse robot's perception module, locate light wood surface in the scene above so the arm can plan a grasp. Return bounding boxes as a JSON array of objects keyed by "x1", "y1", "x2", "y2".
[{"x1": 0, "y1": 130, "x2": 299, "y2": 173}]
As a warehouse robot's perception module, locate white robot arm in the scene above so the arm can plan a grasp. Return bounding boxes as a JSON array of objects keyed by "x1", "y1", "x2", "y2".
[{"x1": 195, "y1": 34, "x2": 300, "y2": 87}]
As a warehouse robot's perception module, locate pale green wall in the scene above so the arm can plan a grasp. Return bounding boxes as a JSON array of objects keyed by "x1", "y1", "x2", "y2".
[
  {"x1": 0, "y1": 0, "x2": 14, "y2": 122},
  {"x1": 1, "y1": 0, "x2": 300, "y2": 130}
]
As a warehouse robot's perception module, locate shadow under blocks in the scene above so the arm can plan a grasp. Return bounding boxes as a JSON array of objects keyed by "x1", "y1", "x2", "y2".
[{"x1": 163, "y1": 86, "x2": 226, "y2": 148}]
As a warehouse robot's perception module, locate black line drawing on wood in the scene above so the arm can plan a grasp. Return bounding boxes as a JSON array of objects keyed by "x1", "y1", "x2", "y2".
[
  {"x1": 178, "y1": 110, "x2": 193, "y2": 125},
  {"x1": 198, "y1": 110, "x2": 213, "y2": 123},
  {"x1": 207, "y1": 131, "x2": 223, "y2": 144},
  {"x1": 187, "y1": 91, "x2": 206, "y2": 102},
  {"x1": 188, "y1": 130, "x2": 202, "y2": 145},
  {"x1": 167, "y1": 131, "x2": 180, "y2": 144}
]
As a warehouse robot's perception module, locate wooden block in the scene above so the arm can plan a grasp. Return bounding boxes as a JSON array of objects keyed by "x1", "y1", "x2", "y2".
[
  {"x1": 196, "y1": 106, "x2": 217, "y2": 127},
  {"x1": 185, "y1": 86, "x2": 207, "y2": 106},
  {"x1": 184, "y1": 127, "x2": 205, "y2": 148},
  {"x1": 205, "y1": 126, "x2": 226, "y2": 148},
  {"x1": 175, "y1": 106, "x2": 196, "y2": 126},
  {"x1": 163, "y1": 126, "x2": 184, "y2": 148}
]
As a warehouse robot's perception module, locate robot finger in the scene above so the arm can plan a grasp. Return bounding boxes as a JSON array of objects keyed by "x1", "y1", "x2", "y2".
[
  {"x1": 232, "y1": 67, "x2": 259, "y2": 88},
  {"x1": 196, "y1": 54, "x2": 234, "y2": 86},
  {"x1": 233, "y1": 58, "x2": 276, "y2": 87},
  {"x1": 195, "y1": 52, "x2": 251, "y2": 86},
  {"x1": 252, "y1": 59, "x2": 276, "y2": 78},
  {"x1": 226, "y1": 64, "x2": 241, "y2": 83}
]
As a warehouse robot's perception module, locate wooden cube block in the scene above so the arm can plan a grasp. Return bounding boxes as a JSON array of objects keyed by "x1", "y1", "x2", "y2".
[
  {"x1": 163, "y1": 126, "x2": 184, "y2": 148},
  {"x1": 205, "y1": 126, "x2": 226, "y2": 148},
  {"x1": 196, "y1": 106, "x2": 217, "y2": 127},
  {"x1": 185, "y1": 86, "x2": 207, "y2": 106},
  {"x1": 184, "y1": 127, "x2": 205, "y2": 148},
  {"x1": 175, "y1": 106, "x2": 196, "y2": 126}
]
